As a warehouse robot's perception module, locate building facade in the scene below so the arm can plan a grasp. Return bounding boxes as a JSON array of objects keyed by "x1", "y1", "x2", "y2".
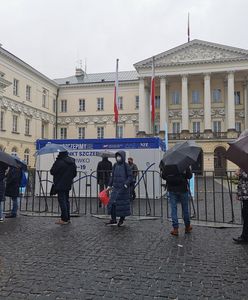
[{"x1": 1, "y1": 39, "x2": 248, "y2": 172}]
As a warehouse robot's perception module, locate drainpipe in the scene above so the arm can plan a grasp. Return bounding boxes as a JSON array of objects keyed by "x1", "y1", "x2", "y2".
[{"x1": 55, "y1": 88, "x2": 59, "y2": 139}]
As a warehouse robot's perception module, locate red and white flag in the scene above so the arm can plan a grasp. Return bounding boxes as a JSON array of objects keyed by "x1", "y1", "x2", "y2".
[
  {"x1": 151, "y1": 56, "x2": 155, "y2": 125},
  {"x1": 114, "y1": 58, "x2": 119, "y2": 123}
]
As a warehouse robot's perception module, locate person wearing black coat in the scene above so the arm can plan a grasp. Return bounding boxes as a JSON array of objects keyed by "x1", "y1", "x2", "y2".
[
  {"x1": 97, "y1": 157, "x2": 112, "y2": 207},
  {"x1": 163, "y1": 166, "x2": 193, "y2": 236},
  {"x1": 5, "y1": 166, "x2": 22, "y2": 218},
  {"x1": 0, "y1": 162, "x2": 8, "y2": 222},
  {"x1": 50, "y1": 151, "x2": 77, "y2": 225},
  {"x1": 106, "y1": 151, "x2": 133, "y2": 227}
]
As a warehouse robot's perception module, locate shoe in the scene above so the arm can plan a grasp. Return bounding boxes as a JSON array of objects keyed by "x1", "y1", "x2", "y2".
[
  {"x1": 0, "y1": 218, "x2": 4, "y2": 223},
  {"x1": 118, "y1": 219, "x2": 124, "y2": 227},
  {"x1": 55, "y1": 219, "x2": 69, "y2": 225},
  {"x1": 185, "y1": 225, "x2": 193, "y2": 234},
  {"x1": 170, "y1": 228, "x2": 179, "y2": 236},
  {"x1": 233, "y1": 236, "x2": 248, "y2": 244},
  {"x1": 5, "y1": 214, "x2": 16, "y2": 218},
  {"x1": 105, "y1": 220, "x2": 117, "y2": 225}
]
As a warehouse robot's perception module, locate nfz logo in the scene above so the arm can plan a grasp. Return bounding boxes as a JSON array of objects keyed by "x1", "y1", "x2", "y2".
[{"x1": 140, "y1": 143, "x2": 149, "y2": 148}]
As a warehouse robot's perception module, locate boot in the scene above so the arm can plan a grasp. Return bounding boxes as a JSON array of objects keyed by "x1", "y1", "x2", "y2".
[
  {"x1": 170, "y1": 228, "x2": 179, "y2": 236},
  {"x1": 185, "y1": 225, "x2": 192, "y2": 233}
]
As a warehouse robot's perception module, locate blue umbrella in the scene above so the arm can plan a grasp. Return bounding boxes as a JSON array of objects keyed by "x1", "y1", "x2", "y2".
[{"x1": 36, "y1": 143, "x2": 68, "y2": 156}]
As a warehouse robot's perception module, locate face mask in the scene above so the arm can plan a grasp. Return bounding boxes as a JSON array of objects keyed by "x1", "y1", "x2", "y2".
[{"x1": 116, "y1": 156, "x2": 122, "y2": 162}]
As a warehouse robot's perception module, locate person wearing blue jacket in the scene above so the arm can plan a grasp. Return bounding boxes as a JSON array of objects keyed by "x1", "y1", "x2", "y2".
[{"x1": 106, "y1": 151, "x2": 133, "y2": 227}]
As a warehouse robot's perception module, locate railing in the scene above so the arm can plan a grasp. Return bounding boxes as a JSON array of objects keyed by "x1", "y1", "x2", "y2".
[
  {"x1": 3, "y1": 169, "x2": 242, "y2": 225},
  {"x1": 168, "y1": 132, "x2": 229, "y2": 140}
]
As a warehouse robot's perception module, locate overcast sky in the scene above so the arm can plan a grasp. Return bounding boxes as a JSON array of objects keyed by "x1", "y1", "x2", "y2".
[{"x1": 0, "y1": 0, "x2": 247, "y2": 79}]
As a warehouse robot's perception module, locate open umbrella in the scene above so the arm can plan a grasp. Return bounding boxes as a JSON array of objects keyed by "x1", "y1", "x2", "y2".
[
  {"x1": 14, "y1": 156, "x2": 28, "y2": 171},
  {"x1": 0, "y1": 151, "x2": 19, "y2": 167},
  {"x1": 95, "y1": 150, "x2": 116, "y2": 158},
  {"x1": 36, "y1": 143, "x2": 68, "y2": 156},
  {"x1": 226, "y1": 131, "x2": 248, "y2": 172},
  {"x1": 159, "y1": 141, "x2": 202, "y2": 175}
]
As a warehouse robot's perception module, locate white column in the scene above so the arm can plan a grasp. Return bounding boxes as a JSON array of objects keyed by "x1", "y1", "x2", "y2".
[
  {"x1": 138, "y1": 78, "x2": 146, "y2": 133},
  {"x1": 181, "y1": 75, "x2": 189, "y2": 131},
  {"x1": 227, "y1": 72, "x2": 235, "y2": 130},
  {"x1": 159, "y1": 77, "x2": 167, "y2": 132},
  {"x1": 244, "y1": 81, "x2": 248, "y2": 129},
  {"x1": 204, "y1": 73, "x2": 211, "y2": 131},
  {"x1": 145, "y1": 87, "x2": 151, "y2": 134}
]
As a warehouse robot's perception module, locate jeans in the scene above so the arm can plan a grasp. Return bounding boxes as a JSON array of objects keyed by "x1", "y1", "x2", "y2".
[
  {"x1": 168, "y1": 192, "x2": 190, "y2": 229},
  {"x1": 11, "y1": 197, "x2": 19, "y2": 216},
  {"x1": 57, "y1": 191, "x2": 70, "y2": 222},
  {"x1": 242, "y1": 201, "x2": 248, "y2": 240},
  {"x1": 0, "y1": 202, "x2": 3, "y2": 219}
]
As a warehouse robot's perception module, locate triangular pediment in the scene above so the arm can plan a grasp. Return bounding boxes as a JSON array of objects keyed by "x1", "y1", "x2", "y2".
[{"x1": 134, "y1": 40, "x2": 248, "y2": 69}]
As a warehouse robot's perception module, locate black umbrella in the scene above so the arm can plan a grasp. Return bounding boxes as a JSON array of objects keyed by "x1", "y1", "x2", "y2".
[
  {"x1": 15, "y1": 156, "x2": 28, "y2": 171},
  {"x1": 226, "y1": 130, "x2": 248, "y2": 172},
  {"x1": 0, "y1": 151, "x2": 19, "y2": 168},
  {"x1": 159, "y1": 141, "x2": 202, "y2": 175}
]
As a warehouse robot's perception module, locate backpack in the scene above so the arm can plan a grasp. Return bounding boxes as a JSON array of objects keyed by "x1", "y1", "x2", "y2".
[{"x1": 20, "y1": 170, "x2": 28, "y2": 188}]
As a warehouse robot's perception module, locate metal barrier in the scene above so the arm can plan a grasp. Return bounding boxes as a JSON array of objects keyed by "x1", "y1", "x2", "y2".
[{"x1": 3, "y1": 169, "x2": 242, "y2": 225}]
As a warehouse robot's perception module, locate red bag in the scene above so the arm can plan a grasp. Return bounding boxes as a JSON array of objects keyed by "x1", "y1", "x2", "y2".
[{"x1": 98, "y1": 189, "x2": 110, "y2": 206}]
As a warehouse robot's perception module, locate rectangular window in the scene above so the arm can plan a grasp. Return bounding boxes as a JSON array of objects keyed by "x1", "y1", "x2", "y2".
[
  {"x1": 97, "y1": 98, "x2": 104, "y2": 111},
  {"x1": 135, "y1": 96, "x2": 139, "y2": 109},
  {"x1": 154, "y1": 123, "x2": 160, "y2": 134},
  {"x1": 26, "y1": 85, "x2": 31, "y2": 101},
  {"x1": 12, "y1": 115, "x2": 18, "y2": 133},
  {"x1": 212, "y1": 89, "x2": 221, "y2": 103},
  {"x1": 235, "y1": 122, "x2": 242, "y2": 133},
  {"x1": 53, "y1": 126, "x2": 56, "y2": 139},
  {"x1": 41, "y1": 123, "x2": 45, "y2": 139},
  {"x1": 42, "y1": 89, "x2": 47, "y2": 107},
  {"x1": 192, "y1": 90, "x2": 200, "y2": 104},
  {"x1": 117, "y1": 125, "x2": 123, "y2": 138},
  {"x1": 192, "y1": 121, "x2": 201, "y2": 133},
  {"x1": 171, "y1": 91, "x2": 180, "y2": 105},
  {"x1": 78, "y1": 127, "x2": 85, "y2": 139},
  {"x1": 53, "y1": 99, "x2": 56, "y2": 113},
  {"x1": 61, "y1": 99, "x2": 67, "y2": 112},
  {"x1": 25, "y1": 119, "x2": 30, "y2": 135},
  {"x1": 0, "y1": 111, "x2": 4, "y2": 130},
  {"x1": 60, "y1": 127, "x2": 67, "y2": 139},
  {"x1": 13, "y1": 79, "x2": 19, "y2": 96},
  {"x1": 172, "y1": 122, "x2": 180, "y2": 133},
  {"x1": 155, "y1": 96, "x2": 160, "y2": 109},
  {"x1": 213, "y1": 121, "x2": 221, "y2": 132},
  {"x1": 79, "y1": 99, "x2": 85, "y2": 111},
  {"x1": 135, "y1": 125, "x2": 139, "y2": 136},
  {"x1": 97, "y1": 126, "x2": 104, "y2": 139},
  {"x1": 117, "y1": 97, "x2": 123, "y2": 110},
  {"x1": 234, "y1": 91, "x2": 241, "y2": 105}
]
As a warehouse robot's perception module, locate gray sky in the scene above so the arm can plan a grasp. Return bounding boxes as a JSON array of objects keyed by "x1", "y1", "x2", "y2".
[{"x1": 0, "y1": 0, "x2": 247, "y2": 79}]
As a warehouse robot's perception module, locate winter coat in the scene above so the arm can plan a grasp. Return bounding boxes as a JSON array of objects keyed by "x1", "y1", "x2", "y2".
[
  {"x1": 108, "y1": 151, "x2": 133, "y2": 217},
  {"x1": 129, "y1": 162, "x2": 138, "y2": 181},
  {"x1": 50, "y1": 152, "x2": 77, "y2": 192},
  {"x1": 0, "y1": 162, "x2": 8, "y2": 202},
  {"x1": 237, "y1": 170, "x2": 248, "y2": 201},
  {"x1": 97, "y1": 157, "x2": 112, "y2": 186},
  {"x1": 5, "y1": 167, "x2": 22, "y2": 198},
  {"x1": 164, "y1": 167, "x2": 192, "y2": 193}
]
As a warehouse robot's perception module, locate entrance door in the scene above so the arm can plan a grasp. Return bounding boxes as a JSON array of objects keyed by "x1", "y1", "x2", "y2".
[
  {"x1": 192, "y1": 149, "x2": 203, "y2": 175},
  {"x1": 214, "y1": 147, "x2": 227, "y2": 176}
]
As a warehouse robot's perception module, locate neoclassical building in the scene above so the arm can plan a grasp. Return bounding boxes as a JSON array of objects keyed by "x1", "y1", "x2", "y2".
[{"x1": 1, "y1": 39, "x2": 248, "y2": 172}]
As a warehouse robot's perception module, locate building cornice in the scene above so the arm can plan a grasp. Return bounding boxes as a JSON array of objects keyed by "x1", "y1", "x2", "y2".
[{"x1": 59, "y1": 80, "x2": 138, "y2": 89}]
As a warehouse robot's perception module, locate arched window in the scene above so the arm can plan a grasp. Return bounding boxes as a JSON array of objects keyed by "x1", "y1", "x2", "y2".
[{"x1": 24, "y1": 149, "x2": 30, "y2": 165}]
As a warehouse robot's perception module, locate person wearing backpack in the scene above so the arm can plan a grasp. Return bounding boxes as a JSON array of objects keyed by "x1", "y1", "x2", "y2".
[
  {"x1": 5, "y1": 166, "x2": 22, "y2": 218},
  {"x1": 50, "y1": 150, "x2": 77, "y2": 225},
  {"x1": 106, "y1": 151, "x2": 133, "y2": 227}
]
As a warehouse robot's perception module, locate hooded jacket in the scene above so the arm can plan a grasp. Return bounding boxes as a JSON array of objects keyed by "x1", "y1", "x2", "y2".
[{"x1": 50, "y1": 152, "x2": 77, "y2": 191}]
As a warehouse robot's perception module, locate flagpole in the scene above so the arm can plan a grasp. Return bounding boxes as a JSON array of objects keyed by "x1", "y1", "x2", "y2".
[
  {"x1": 151, "y1": 56, "x2": 155, "y2": 136},
  {"x1": 188, "y1": 12, "x2": 190, "y2": 42},
  {"x1": 114, "y1": 58, "x2": 119, "y2": 138}
]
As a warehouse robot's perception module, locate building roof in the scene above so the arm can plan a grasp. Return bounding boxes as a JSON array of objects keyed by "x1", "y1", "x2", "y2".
[
  {"x1": 54, "y1": 70, "x2": 139, "y2": 85},
  {"x1": 0, "y1": 45, "x2": 58, "y2": 87}
]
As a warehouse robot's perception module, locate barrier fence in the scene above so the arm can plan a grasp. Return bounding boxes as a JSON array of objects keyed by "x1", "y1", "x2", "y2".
[{"x1": 3, "y1": 169, "x2": 242, "y2": 225}]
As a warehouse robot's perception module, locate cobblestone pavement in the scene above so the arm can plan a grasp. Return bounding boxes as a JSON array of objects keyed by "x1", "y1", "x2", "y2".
[{"x1": 0, "y1": 215, "x2": 248, "y2": 300}]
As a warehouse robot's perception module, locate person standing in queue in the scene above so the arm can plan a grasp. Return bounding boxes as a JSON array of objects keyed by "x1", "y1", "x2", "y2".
[{"x1": 97, "y1": 156, "x2": 112, "y2": 208}]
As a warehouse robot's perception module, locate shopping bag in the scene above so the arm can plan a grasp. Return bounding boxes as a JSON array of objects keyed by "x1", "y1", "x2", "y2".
[{"x1": 98, "y1": 189, "x2": 109, "y2": 206}]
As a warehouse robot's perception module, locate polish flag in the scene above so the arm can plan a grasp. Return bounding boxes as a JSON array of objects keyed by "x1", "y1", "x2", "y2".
[
  {"x1": 114, "y1": 58, "x2": 119, "y2": 123},
  {"x1": 151, "y1": 56, "x2": 155, "y2": 125}
]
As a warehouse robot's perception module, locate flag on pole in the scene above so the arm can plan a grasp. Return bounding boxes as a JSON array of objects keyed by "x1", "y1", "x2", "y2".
[
  {"x1": 114, "y1": 58, "x2": 119, "y2": 123},
  {"x1": 188, "y1": 13, "x2": 190, "y2": 42},
  {"x1": 151, "y1": 56, "x2": 155, "y2": 126}
]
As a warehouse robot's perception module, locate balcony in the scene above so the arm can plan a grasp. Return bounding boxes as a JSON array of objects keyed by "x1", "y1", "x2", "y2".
[{"x1": 168, "y1": 131, "x2": 232, "y2": 140}]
